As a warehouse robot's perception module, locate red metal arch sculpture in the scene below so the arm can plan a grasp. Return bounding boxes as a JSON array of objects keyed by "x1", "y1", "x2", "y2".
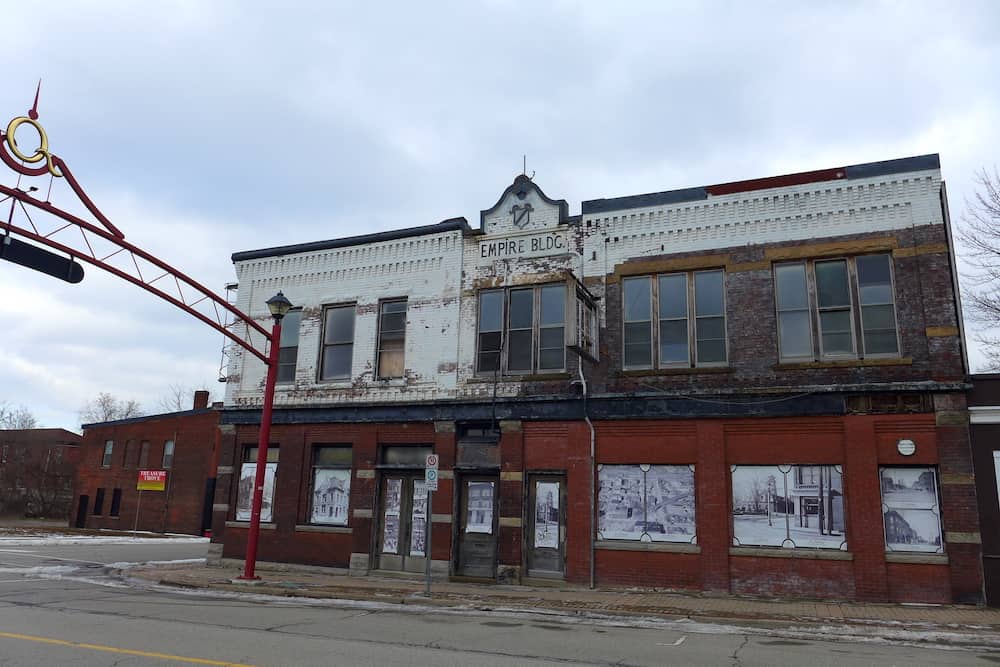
[
  {"x1": 0, "y1": 91, "x2": 279, "y2": 579},
  {"x1": 0, "y1": 96, "x2": 271, "y2": 363}
]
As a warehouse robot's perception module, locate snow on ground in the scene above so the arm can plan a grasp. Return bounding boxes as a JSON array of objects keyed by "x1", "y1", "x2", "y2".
[{"x1": 0, "y1": 535, "x2": 208, "y2": 546}]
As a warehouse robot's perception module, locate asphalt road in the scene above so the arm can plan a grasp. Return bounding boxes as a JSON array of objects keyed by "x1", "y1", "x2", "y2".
[{"x1": 0, "y1": 541, "x2": 994, "y2": 666}]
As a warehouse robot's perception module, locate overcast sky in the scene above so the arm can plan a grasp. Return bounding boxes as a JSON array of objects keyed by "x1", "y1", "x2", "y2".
[{"x1": 2, "y1": 1, "x2": 998, "y2": 431}]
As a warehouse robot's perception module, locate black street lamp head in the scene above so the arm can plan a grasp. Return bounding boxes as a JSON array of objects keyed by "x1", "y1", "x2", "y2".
[{"x1": 266, "y1": 291, "x2": 293, "y2": 321}]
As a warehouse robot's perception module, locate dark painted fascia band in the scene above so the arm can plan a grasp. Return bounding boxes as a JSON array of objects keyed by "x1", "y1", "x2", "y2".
[{"x1": 81, "y1": 407, "x2": 217, "y2": 430}]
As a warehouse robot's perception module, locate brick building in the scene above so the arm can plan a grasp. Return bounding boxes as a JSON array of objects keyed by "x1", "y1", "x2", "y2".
[
  {"x1": 0, "y1": 428, "x2": 82, "y2": 518},
  {"x1": 213, "y1": 154, "x2": 982, "y2": 603},
  {"x1": 74, "y1": 391, "x2": 219, "y2": 535}
]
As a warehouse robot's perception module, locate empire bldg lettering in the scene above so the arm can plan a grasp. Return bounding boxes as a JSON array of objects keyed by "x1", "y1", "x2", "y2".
[{"x1": 480, "y1": 233, "x2": 566, "y2": 259}]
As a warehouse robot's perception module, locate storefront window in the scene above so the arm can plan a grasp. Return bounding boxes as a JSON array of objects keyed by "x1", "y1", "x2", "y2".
[
  {"x1": 309, "y1": 446, "x2": 351, "y2": 525},
  {"x1": 879, "y1": 466, "x2": 943, "y2": 553},
  {"x1": 597, "y1": 464, "x2": 696, "y2": 543},
  {"x1": 236, "y1": 446, "x2": 279, "y2": 522},
  {"x1": 731, "y1": 465, "x2": 846, "y2": 549}
]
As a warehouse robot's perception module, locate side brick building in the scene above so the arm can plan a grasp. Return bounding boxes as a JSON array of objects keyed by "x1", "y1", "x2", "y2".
[
  {"x1": 74, "y1": 391, "x2": 219, "y2": 535},
  {"x1": 212, "y1": 155, "x2": 982, "y2": 604}
]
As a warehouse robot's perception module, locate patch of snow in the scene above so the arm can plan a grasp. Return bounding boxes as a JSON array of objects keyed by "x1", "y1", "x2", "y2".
[{"x1": 0, "y1": 536, "x2": 208, "y2": 546}]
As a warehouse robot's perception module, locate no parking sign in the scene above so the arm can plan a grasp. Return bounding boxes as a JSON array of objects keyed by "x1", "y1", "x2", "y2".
[{"x1": 424, "y1": 454, "x2": 439, "y2": 491}]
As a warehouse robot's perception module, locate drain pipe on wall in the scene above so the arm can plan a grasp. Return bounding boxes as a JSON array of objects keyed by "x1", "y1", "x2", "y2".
[{"x1": 578, "y1": 361, "x2": 596, "y2": 589}]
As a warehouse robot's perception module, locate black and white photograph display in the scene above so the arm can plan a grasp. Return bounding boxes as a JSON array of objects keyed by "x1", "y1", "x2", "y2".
[
  {"x1": 597, "y1": 464, "x2": 696, "y2": 543},
  {"x1": 880, "y1": 466, "x2": 943, "y2": 553},
  {"x1": 534, "y1": 481, "x2": 560, "y2": 549},
  {"x1": 235, "y1": 462, "x2": 277, "y2": 522},
  {"x1": 731, "y1": 465, "x2": 845, "y2": 549},
  {"x1": 410, "y1": 480, "x2": 428, "y2": 557},
  {"x1": 382, "y1": 478, "x2": 401, "y2": 553},
  {"x1": 466, "y1": 481, "x2": 494, "y2": 534},
  {"x1": 310, "y1": 468, "x2": 350, "y2": 525}
]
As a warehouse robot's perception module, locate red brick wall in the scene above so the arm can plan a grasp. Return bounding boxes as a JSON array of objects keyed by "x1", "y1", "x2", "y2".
[
  {"x1": 75, "y1": 410, "x2": 218, "y2": 535},
  {"x1": 214, "y1": 407, "x2": 980, "y2": 604},
  {"x1": 519, "y1": 410, "x2": 979, "y2": 603}
]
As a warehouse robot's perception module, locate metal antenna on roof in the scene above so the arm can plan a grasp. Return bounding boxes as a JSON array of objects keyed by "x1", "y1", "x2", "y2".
[{"x1": 521, "y1": 156, "x2": 535, "y2": 180}]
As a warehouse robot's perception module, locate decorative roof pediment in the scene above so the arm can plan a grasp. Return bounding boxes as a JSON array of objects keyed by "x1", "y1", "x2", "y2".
[{"x1": 479, "y1": 175, "x2": 569, "y2": 235}]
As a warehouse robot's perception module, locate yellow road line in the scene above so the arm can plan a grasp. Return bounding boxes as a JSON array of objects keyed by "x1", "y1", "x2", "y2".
[{"x1": 0, "y1": 630, "x2": 258, "y2": 666}]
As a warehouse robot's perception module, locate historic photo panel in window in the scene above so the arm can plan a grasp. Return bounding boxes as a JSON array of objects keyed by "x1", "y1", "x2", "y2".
[
  {"x1": 731, "y1": 465, "x2": 846, "y2": 549},
  {"x1": 310, "y1": 468, "x2": 350, "y2": 525},
  {"x1": 880, "y1": 467, "x2": 943, "y2": 553},
  {"x1": 236, "y1": 462, "x2": 277, "y2": 523},
  {"x1": 597, "y1": 465, "x2": 696, "y2": 543}
]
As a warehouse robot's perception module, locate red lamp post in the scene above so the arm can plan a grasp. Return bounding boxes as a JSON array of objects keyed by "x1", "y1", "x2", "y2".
[{"x1": 239, "y1": 290, "x2": 293, "y2": 580}]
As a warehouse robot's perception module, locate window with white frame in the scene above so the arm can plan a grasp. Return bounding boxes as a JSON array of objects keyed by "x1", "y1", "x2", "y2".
[
  {"x1": 309, "y1": 446, "x2": 352, "y2": 525},
  {"x1": 101, "y1": 440, "x2": 114, "y2": 468},
  {"x1": 276, "y1": 309, "x2": 302, "y2": 384},
  {"x1": 774, "y1": 254, "x2": 899, "y2": 361},
  {"x1": 320, "y1": 304, "x2": 355, "y2": 381},
  {"x1": 476, "y1": 283, "x2": 566, "y2": 374},
  {"x1": 622, "y1": 269, "x2": 727, "y2": 369},
  {"x1": 162, "y1": 440, "x2": 175, "y2": 469},
  {"x1": 376, "y1": 300, "x2": 407, "y2": 379}
]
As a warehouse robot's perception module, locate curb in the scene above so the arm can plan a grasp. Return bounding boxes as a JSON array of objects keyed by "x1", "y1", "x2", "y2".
[{"x1": 134, "y1": 571, "x2": 1000, "y2": 651}]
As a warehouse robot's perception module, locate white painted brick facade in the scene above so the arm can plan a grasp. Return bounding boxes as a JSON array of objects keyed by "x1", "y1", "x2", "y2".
[{"x1": 226, "y1": 161, "x2": 945, "y2": 408}]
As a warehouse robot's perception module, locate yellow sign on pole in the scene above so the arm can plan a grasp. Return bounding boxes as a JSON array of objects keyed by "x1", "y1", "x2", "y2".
[{"x1": 137, "y1": 470, "x2": 167, "y2": 491}]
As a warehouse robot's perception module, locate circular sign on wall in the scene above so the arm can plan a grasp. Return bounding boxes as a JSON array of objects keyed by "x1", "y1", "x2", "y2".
[{"x1": 897, "y1": 439, "x2": 916, "y2": 456}]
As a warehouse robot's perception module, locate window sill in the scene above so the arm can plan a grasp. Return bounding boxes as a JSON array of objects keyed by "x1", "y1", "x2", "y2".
[
  {"x1": 729, "y1": 546, "x2": 853, "y2": 561},
  {"x1": 618, "y1": 367, "x2": 731, "y2": 378},
  {"x1": 225, "y1": 521, "x2": 277, "y2": 530},
  {"x1": 468, "y1": 372, "x2": 572, "y2": 383},
  {"x1": 294, "y1": 524, "x2": 352, "y2": 534},
  {"x1": 596, "y1": 540, "x2": 700, "y2": 554},
  {"x1": 774, "y1": 357, "x2": 912, "y2": 370},
  {"x1": 885, "y1": 552, "x2": 948, "y2": 565}
]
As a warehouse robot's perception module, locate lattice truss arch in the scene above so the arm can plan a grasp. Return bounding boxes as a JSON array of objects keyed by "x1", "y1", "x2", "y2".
[{"x1": 0, "y1": 102, "x2": 272, "y2": 364}]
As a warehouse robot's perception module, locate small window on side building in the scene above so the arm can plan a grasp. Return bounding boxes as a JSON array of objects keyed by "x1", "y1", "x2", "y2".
[
  {"x1": 93, "y1": 488, "x2": 105, "y2": 515},
  {"x1": 162, "y1": 440, "x2": 175, "y2": 469},
  {"x1": 101, "y1": 441, "x2": 114, "y2": 468},
  {"x1": 110, "y1": 489, "x2": 122, "y2": 517}
]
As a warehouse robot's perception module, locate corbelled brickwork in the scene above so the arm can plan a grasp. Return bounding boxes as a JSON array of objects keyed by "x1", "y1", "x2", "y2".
[{"x1": 213, "y1": 155, "x2": 981, "y2": 603}]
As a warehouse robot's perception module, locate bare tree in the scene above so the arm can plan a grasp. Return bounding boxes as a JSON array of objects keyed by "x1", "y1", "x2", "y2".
[
  {"x1": 0, "y1": 402, "x2": 38, "y2": 430},
  {"x1": 0, "y1": 444, "x2": 75, "y2": 518},
  {"x1": 959, "y1": 167, "x2": 1000, "y2": 369},
  {"x1": 79, "y1": 392, "x2": 143, "y2": 424},
  {"x1": 157, "y1": 383, "x2": 214, "y2": 413}
]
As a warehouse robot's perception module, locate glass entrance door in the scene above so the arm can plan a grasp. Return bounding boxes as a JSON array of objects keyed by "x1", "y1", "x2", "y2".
[
  {"x1": 526, "y1": 475, "x2": 566, "y2": 578},
  {"x1": 376, "y1": 474, "x2": 429, "y2": 573}
]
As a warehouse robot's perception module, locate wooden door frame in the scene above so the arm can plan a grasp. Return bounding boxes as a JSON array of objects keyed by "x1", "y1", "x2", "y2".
[
  {"x1": 523, "y1": 471, "x2": 567, "y2": 579},
  {"x1": 452, "y1": 471, "x2": 500, "y2": 580}
]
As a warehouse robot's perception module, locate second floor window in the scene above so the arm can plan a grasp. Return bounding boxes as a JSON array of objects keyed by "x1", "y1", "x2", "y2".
[
  {"x1": 162, "y1": 440, "x2": 175, "y2": 469},
  {"x1": 276, "y1": 309, "x2": 302, "y2": 384},
  {"x1": 320, "y1": 305, "x2": 355, "y2": 381},
  {"x1": 774, "y1": 254, "x2": 899, "y2": 362},
  {"x1": 477, "y1": 284, "x2": 566, "y2": 374},
  {"x1": 138, "y1": 441, "x2": 150, "y2": 469},
  {"x1": 101, "y1": 441, "x2": 114, "y2": 468},
  {"x1": 623, "y1": 269, "x2": 727, "y2": 369},
  {"x1": 376, "y1": 300, "x2": 407, "y2": 379}
]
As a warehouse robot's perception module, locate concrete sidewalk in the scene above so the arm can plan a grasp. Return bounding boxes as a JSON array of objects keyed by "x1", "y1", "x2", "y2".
[{"x1": 124, "y1": 561, "x2": 1000, "y2": 649}]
